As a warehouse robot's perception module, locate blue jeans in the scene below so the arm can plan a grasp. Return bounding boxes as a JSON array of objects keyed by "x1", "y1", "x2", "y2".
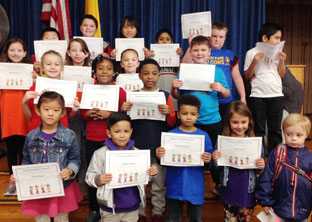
[{"x1": 167, "y1": 199, "x2": 202, "y2": 222}]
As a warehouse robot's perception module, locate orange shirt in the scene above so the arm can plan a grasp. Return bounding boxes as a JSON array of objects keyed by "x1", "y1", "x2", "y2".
[{"x1": 0, "y1": 90, "x2": 29, "y2": 139}]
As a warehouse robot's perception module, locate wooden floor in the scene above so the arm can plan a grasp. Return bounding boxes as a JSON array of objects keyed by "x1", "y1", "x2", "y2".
[{"x1": 1, "y1": 124, "x2": 312, "y2": 222}]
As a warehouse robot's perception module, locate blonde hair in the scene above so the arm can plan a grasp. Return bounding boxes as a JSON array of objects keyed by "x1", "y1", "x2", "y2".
[
  {"x1": 283, "y1": 113, "x2": 311, "y2": 136},
  {"x1": 223, "y1": 101, "x2": 255, "y2": 137},
  {"x1": 40, "y1": 50, "x2": 64, "y2": 76}
]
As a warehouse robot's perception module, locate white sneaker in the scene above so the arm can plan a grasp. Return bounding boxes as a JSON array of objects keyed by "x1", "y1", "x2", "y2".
[{"x1": 3, "y1": 183, "x2": 17, "y2": 196}]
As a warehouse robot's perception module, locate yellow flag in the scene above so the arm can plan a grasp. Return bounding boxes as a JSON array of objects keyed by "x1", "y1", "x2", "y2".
[{"x1": 85, "y1": 0, "x2": 102, "y2": 37}]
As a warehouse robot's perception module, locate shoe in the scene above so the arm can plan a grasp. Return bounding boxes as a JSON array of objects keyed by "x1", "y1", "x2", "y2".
[
  {"x1": 3, "y1": 183, "x2": 17, "y2": 196},
  {"x1": 212, "y1": 184, "x2": 221, "y2": 196},
  {"x1": 152, "y1": 215, "x2": 164, "y2": 222},
  {"x1": 138, "y1": 215, "x2": 147, "y2": 222},
  {"x1": 86, "y1": 211, "x2": 101, "y2": 222}
]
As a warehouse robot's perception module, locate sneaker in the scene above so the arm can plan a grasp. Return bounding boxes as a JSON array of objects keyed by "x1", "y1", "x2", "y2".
[
  {"x1": 86, "y1": 211, "x2": 100, "y2": 222},
  {"x1": 138, "y1": 215, "x2": 147, "y2": 222},
  {"x1": 152, "y1": 215, "x2": 164, "y2": 222},
  {"x1": 3, "y1": 183, "x2": 16, "y2": 196},
  {"x1": 212, "y1": 184, "x2": 221, "y2": 196}
]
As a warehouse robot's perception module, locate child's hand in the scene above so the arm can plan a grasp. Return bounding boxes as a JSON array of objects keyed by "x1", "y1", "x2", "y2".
[
  {"x1": 210, "y1": 82, "x2": 225, "y2": 93},
  {"x1": 23, "y1": 91, "x2": 40, "y2": 104},
  {"x1": 202, "y1": 152, "x2": 212, "y2": 163},
  {"x1": 158, "y1": 104, "x2": 171, "y2": 115},
  {"x1": 111, "y1": 49, "x2": 117, "y2": 59},
  {"x1": 101, "y1": 52, "x2": 110, "y2": 58},
  {"x1": 156, "y1": 147, "x2": 166, "y2": 158},
  {"x1": 172, "y1": 79, "x2": 183, "y2": 89},
  {"x1": 121, "y1": 102, "x2": 133, "y2": 112},
  {"x1": 278, "y1": 52, "x2": 287, "y2": 63},
  {"x1": 256, "y1": 158, "x2": 265, "y2": 170},
  {"x1": 99, "y1": 173, "x2": 112, "y2": 185},
  {"x1": 253, "y1": 52, "x2": 264, "y2": 62},
  {"x1": 72, "y1": 97, "x2": 80, "y2": 112},
  {"x1": 177, "y1": 48, "x2": 184, "y2": 57},
  {"x1": 60, "y1": 168, "x2": 73, "y2": 180},
  {"x1": 188, "y1": 34, "x2": 195, "y2": 45},
  {"x1": 143, "y1": 48, "x2": 155, "y2": 58},
  {"x1": 96, "y1": 109, "x2": 111, "y2": 120},
  {"x1": 10, "y1": 175, "x2": 16, "y2": 184},
  {"x1": 148, "y1": 165, "x2": 158, "y2": 176},
  {"x1": 213, "y1": 150, "x2": 221, "y2": 162},
  {"x1": 33, "y1": 61, "x2": 41, "y2": 74},
  {"x1": 263, "y1": 206, "x2": 274, "y2": 215}
]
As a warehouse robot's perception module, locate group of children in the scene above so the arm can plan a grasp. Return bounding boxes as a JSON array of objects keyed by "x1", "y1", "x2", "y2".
[{"x1": 0, "y1": 13, "x2": 311, "y2": 222}]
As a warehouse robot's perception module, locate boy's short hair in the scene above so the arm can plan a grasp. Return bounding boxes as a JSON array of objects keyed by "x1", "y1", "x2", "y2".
[
  {"x1": 283, "y1": 113, "x2": 311, "y2": 136},
  {"x1": 107, "y1": 112, "x2": 132, "y2": 130},
  {"x1": 138, "y1": 58, "x2": 160, "y2": 73},
  {"x1": 177, "y1": 94, "x2": 201, "y2": 112},
  {"x1": 37, "y1": 91, "x2": 65, "y2": 111},
  {"x1": 212, "y1": 22, "x2": 228, "y2": 34},
  {"x1": 258, "y1": 22, "x2": 283, "y2": 42},
  {"x1": 190, "y1": 35, "x2": 210, "y2": 49},
  {"x1": 81, "y1": 14, "x2": 98, "y2": 29},
  {"x1": 155, "y1": 29, "x2": 173, "y2": 42},
  {"x1": 41, "y1": 27, "x2": 61, "y2": 40}
]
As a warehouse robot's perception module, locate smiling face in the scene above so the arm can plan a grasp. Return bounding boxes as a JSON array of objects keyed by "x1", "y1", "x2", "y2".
[
  {"x1": 229, "y1": 112, "x2": 249, "y2": 137},
  {"x1": 122, "y1": 20, "x2": 138, "y2": 38},
  {"x1": 190, "y1": 44, "x2": 210, "y2": 64},
  {"x1": 95, "y1": 59, "x2": 115, "y2": 84},
  {"x1": 107, "y1": 120, "x2": 133, "y2": 150},
  {"x1": 284, "y1": 125, "x2": 308, "y2": 148},
  {"x1": 67, "y1": 41, "x2": 89, "y2": 66},
  {"x1": 41, "y1": 54, "x2": 63, "y2": 79},
  {"x1": 208, "y1": 28, "x2": 226, "y2": 50},
  {"x1": 157, "y1": 32, "x2": 173, "y2": 44},
  {"x1": 139, "y1": 63, "x2": 159, "y2": 91},
  {"x1": 80, "y1": 18, "x2": 97, "y2": 37},
  {"x1": 120, "y1": 50, "x2": 140, "y2": 73},
  {"x1": 7, "y1": 42, "x2": 27, "y2": 63},
  {"x1": 36, "y1": 99, "x2": 65, "y2": 129},
  {"x1": 263, "y1": 30, "x2": 282, "y2": 45}
]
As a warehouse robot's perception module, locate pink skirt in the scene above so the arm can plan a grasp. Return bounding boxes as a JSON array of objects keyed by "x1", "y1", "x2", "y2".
[{"x1": 22, "y1": 180, "x2": 83, "y2": 217}]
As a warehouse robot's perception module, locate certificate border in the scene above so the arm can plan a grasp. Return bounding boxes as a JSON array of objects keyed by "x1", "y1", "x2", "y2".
[
  {"x1": 115, "y1": 38, "x2": 145, "y2": 61},
  {"x1": 62, "y1": 65, "x2": 93, "y2": 92},
  {"x1": 181, "y1": 11, "x2": 211, "y2": 39},
  {"x1": 0, "y1": 63, "x2": 33, "y2": 90},
  {"x1": 150, "y1": 44, "x2": 180, "y2": 67},
  {"x1": 34, "y1": 40, "x2": 67, "y2": 62}
]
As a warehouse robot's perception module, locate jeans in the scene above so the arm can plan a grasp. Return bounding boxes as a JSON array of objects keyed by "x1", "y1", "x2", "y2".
[{"x1": 167, "y1": 199, "x2": 202, "y2": 222}]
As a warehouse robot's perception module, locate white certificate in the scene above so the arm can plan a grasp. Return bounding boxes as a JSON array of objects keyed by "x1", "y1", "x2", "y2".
[
  {"x1": 34, "y1": 76, "x2": 77, "y2": 108},
  {"x1": 116, "y1": 74, "x2": 143, "y2": 91},
  {"x1": 127, "y1": 91, "x2": 166, "y2": 121},
  {"x1": 105, "y1": 150, "x2": 150, "y2": 189},
  {"x1": 0, "y1": 63, "x2": 33, "y2": 90},
  {"x1": 115, "y1": 38, "x2": 145, "y2": 61},
  {"x1": 256, "y1": 41, "x2": 285, "y2": 62},
  {"x1": 257, "y1": 210, "x2": 281, "y2": 222},
  {"x1": 179, "y1": 63, "x2": 215, "y2": 91},
  {"x1": 62, "y1": 66, "x2": 93, "y2": 92},
  {"x1": 34, "y1": 40, "x2": 67, "y2": 62},
  {"x1": 181, "y1": 11, "x2": 211, "y2": 39},
  {"x1": 161, "y1": 132, "x2": 205, "y2": 166},
  {"x1": 73, "y1": 36, "x2": 104, "y2": 60},
  {"x1": 80, "y1": 84, "x2": 119, "y2": 111},
  {"x1": 217, "y1": 136, "x2": 262, "y2": 169},
  {"x1": 150, "y1": 44, "x2": 180, "y2": 67},
  {"x1": 13, "y1": 162, "x2": 64, "y2": 201}
]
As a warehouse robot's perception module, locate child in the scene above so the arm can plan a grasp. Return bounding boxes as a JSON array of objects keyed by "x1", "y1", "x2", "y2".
[
  {"x1": 85, "y1": 112, "x2": 158, "y2": 222},
  {"x1": 0, "y1": 38, "x2": 31, "y2": 196},
  {"x1": 119, "y1": 49, "x2": 140, "y2": 74},
  {"x1": 155, "y1": 29, "x2": 183, "y2": 110},
  {"x1": 80, "y1": 14, "x2": 111, "y2": 57},
  {"x1": 212, "y1": 101, "x2": 265, "y2": 222},
  {"x1": 172, "y1": 35, "x2": 230, "y2": 148},
  {"x1": 255, "y1": 113, "x2": 312, "y2": 221},
  {"x1": 22, "y1": 50, "x2": 80, "y2": 132},
  {"x1": 12, "y1": 91, "x2": 82, "y2": 221},
  {"x1": 244, "y1": 22, "x2": 287, "y2": 153},
  {"x1": 65, "y1": 38, "x2": 91, "y2": 67},
  {"x1": 156, "y1": 94, "x2": 212, "y2": 222},
  {"x1": 80, "y1": 55, "x2": 127, "y2": 222},
  {"x1": 122, "y1": 58, "x2": 176, "y2": 222}
]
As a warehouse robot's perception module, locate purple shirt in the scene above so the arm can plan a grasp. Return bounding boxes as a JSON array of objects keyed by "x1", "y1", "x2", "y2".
[{"x1": 41, "y1": 131, "x2": 56, "y2": 163}]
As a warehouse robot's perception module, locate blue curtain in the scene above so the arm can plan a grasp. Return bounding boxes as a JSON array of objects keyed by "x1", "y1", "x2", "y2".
[{"x1": 0, "y1": 0, "x2": 265, "y2": 73}]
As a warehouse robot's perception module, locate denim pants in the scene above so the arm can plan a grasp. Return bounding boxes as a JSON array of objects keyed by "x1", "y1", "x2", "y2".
[
  {"x1": 251, "y1": 96, "x2": 284, "y2": 153},
  {"x1": 167, "y1": 199, "x2": 202, "y2": 222}
]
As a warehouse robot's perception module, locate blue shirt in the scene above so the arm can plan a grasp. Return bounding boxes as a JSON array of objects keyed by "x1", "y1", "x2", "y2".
[{"x1": 166, "y1": 127, "x2": 212, "y2": 205}]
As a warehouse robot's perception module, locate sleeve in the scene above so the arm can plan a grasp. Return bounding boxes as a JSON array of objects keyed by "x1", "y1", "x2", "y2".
[
  {"x1": 204, "y1": 132, "x2": 213, "y2": 154},
  {"x1": 118, "y1": 87, "x2": 127, "y2": 111},
  {"x1": 255, "y1": 149, "x2": 277, "y2": 207},
  {"x1": 165, "y1": 94, "x2": 176, "y2": 127},
  {"x1": 85, "y1": 150, "x2": 104, "y2": 188},
  {"x1": 80, "y1": 109, "x2": 89, "y2": 120},
  {"x1": 66, "y1": 132, "x2": 81, "y2": 179},
  {"x1": 230, "y1": 56, "x2": 240, "y2": 70},
  {"x1": 21, "y1": 136, "x2": 31, "y2": 165},
  {"x1": 244, "y1": 49, "x2": 253, "y2": 71},
  {"x1": 215, "y1": 67, "x2": 229, "y2": 90}
]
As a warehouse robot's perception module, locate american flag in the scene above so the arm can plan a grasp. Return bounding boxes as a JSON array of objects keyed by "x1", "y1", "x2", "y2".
[{"x1": 40, "y1": 0, "x2": 72, "y2": 41}]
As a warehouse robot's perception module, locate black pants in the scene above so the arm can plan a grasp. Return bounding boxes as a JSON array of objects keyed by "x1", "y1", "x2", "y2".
[
  {"x1": 86, "y1": 139, "x2": 105, "y2": 212},
  {"x1": 167, "y1": 199, "x2": 202, "y2": 222},
  {"x1": 4, "y1": 135, "x2": 25, "y2": 174}
]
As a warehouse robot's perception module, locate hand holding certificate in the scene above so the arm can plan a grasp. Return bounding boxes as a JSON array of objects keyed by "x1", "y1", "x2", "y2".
[
  {"x1": 179, "y1": 63, "x2": 215, "y2": 91},
  {"x1": 217, "y1": 136, "x2": 262, "y2": 169},
  {"x1": 150, "y1": 44, "x2": 180, "y2": 67},
  {"x1": 13, "y1": 163, "x2": 64, "y2": 201},
  {"x1": 62, "y1": 66, "x2": 93, "y2": 92},
  {"x1": 256, "y1": 41, "x2": 285, "y2": 63},
  {"x1": 73, "y1": 36, "x2": 104, "y2": 60},
  {"x1": 115, "y1": 38, "x2": 145, "y2": 61},
  {"x1": 105, "y1": 150, "x2": 150, "y2": 189},
  {"x1": 34, "y1": 40, "x2": 67, "y2": 62},
  {"x1": 0, "y1": 63, "x2": 33, "y2": 90},
  {"x1": 160, "y1": 132, "x2": 205, "y2": 166},
  {"x1": 181, "y1": 11, "x2": 211, "y2": 39}
]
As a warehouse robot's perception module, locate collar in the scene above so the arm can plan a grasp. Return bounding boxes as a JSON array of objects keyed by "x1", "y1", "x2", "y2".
[
  {"x1": 31, "y1": 123, "x2": 65, "y2": 141},
  {"x1": 105, "y1": 138, "x2": 135, "y2": 151}
]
